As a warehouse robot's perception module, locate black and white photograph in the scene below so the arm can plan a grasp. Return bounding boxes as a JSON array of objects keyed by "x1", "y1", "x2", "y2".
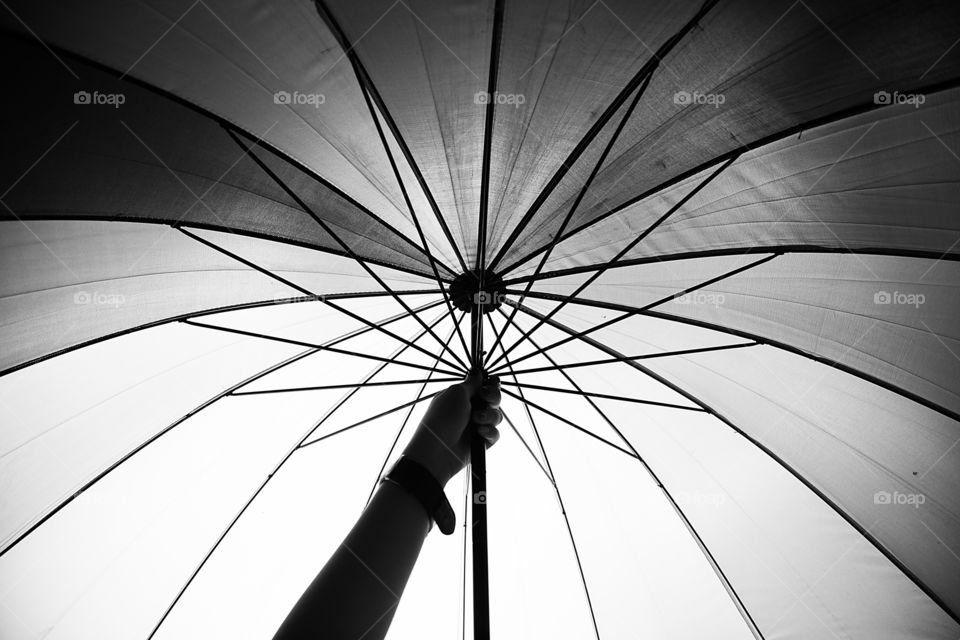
[{"x1": 1, "y1": 0, "x2": 959, "y2": 638}]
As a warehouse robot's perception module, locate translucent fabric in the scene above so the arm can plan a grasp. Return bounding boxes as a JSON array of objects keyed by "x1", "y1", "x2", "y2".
[{"x1": 1, "y1": 1, "x2": 959, "y2": 638}]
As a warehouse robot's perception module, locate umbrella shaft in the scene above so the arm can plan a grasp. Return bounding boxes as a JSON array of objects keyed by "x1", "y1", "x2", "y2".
[
  {"x1": 469, "y1": 305, "x2": 490, "y2": 639},
  {"x1": 471, "y1": 433, "x2": 490, "y2": 640}
]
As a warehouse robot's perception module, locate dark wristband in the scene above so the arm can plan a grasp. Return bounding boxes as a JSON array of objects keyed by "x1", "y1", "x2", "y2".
[{"x1": 382, "y1": 456, "x2": 455, "y2": 535}]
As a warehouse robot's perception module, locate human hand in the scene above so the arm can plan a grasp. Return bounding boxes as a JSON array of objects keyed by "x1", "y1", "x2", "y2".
[{"x1": 402, "y1": 372, "x2": 502, "y2": 488}]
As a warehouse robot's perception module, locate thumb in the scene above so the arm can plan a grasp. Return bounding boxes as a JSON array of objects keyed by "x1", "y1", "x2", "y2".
[{"x1": 461, "y1": 369, "x2": 484, "y2": 395}]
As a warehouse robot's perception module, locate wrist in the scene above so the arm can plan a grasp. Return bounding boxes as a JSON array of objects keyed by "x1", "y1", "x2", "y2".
[{"x1": 401, "y1": 438, "x2": 457, "y2": 488}]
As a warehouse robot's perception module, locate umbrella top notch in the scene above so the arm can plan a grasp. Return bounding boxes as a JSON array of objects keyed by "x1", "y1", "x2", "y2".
[{"x1": 449, "y1": 269, "x2": 506, "y2": 315}]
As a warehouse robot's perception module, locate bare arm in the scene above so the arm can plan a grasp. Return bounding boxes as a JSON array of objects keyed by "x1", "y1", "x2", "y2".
[{"x1": 272, "y1": 374, "x2": 501, "y2": 639}]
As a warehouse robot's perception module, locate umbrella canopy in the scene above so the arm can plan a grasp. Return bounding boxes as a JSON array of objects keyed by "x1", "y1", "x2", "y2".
[{"x1": 1, "y1": 1, "x2": 959, "y2": 638}]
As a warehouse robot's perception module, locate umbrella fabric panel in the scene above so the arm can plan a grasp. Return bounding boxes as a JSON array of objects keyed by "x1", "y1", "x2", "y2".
[
  {"x1": 487, "y1": 308, "x2": 702, "y2": 411},
  {"x1": 496, "y1": 0, "x2": 960, "y2": 271},
  {"x1": 512, "y1": 251, "x2": 960, "y2": 418},
  {"x1": 508, "y1": 87, "x2": 960, "y2": 278},
  {"x1": 367, "y1": 98, "x2": 469, "y2": 271},
  {"x1": 524, "y1": 253, "x2": 768, "y2": 310},
  {"x1": 0, "y1": 322, "x2": 304, "y2": 554},
  {"x1": 0, "y1": 1, "x2": 430, "y2": 248},
  {"x1": 184, "y1": 228, "x2": 439, "y2": 295},
  {"x1": 149, "y1": 409, "x2": 459, "y2": 640},
  {"x1": 495, "y1": 78, "x2": 649, "y2": 274},
  {"x1": 0, "y1": 221, "x2": 437, "y2": 374},
  {"x1": 483, "y1": 0, "x2": 700, "y2": 262},
  {"x1": 1, "y1": 35, "x2": 442, "y2": 278},
  {"x1": 0, "y1": 300, "x2": 457, "y2": 639},
  {"x1": 522, "y1": 409, "x2": 754, "y2": 640},
  {"x1": 649, "y1": 253, "x2": 960, "y2": 417},
  {"x1": 481, "y1": 410, "x2": 607, "y2": 639},
  {"x1": 147, "y1": 318, "x2": 463, "y2": 639},
  {"x1": 178, "y1": 294, "x2": 443, "y2": 358},
  {"x1": 0, "y1": 220, "x2": 296, "y2": 374},
  {"x1": 642, "y1": 344, "x2": 960, "y2": 619},
  {"x1": 0, "y1": 389, "x2": 355, "y2": 640},
  {"x1": 515, "y1": 299, "x2": 749, "y2": 361},
  {"x1": 321, "y1": 0, "x2": 496, "y2": 265},
  {"x1": 594, "y1": 397, "x2": 960, "y2": 639},
  {"x1": 0, "y1": 289, "x2": 417, "y2": 557}
]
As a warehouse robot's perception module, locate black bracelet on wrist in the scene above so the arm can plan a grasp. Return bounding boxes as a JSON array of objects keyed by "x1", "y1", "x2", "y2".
[{"x1": 381, "y1": 456, "x2": 455, "y2": 535}]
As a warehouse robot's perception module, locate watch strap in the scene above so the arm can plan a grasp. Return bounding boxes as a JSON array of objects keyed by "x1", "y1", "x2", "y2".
[{"x1": 383, "y1": 456, "x2": 455, "y2": 535}]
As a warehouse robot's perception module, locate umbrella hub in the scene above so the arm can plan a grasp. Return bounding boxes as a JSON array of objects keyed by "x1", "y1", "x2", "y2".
[{"x1": 449, "y1": 269, "x2": 505, "y2": 314}]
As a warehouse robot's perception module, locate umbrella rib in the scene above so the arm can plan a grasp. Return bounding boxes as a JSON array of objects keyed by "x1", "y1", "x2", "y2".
[
  {"x1": 501, "y1": 381, "x2": 704, "y2": 412},
  {"x1": 5, "y1": 212, "x2": 447, "y2": 283},
  {"x1": 358, "y1": 82, "x2": 473, "y2": 361},
  {"x1": 224, "y1": 129, "x2": 470, "y2": 372},
  {"x1": 504, "y1": 342, "x2": 759, "y2": 376},
  {"x1": 482, "y1": 311, "x2": 553, "y2": 483},
  {"x1": 498, "y1": 283, "x2": 960, "y2": 426},
  {"x1": 486, "y1": 153, "x2": 742, "y2": 371},
  {"x1": 499, "y1": 410, "x2": 553, "y2": 483},
  {"x1": 183, "y1": 318, "x2": 461, "y2": 378},
  {"x1": 177, "y1": 226, "x2": 466, "y2": 373},
  {"x1": 500, "y1": 388, "x2": 636, "y2": 459},
  {"x1": 502, "y1": 245, "x2": 960, "y2": 286},
  {"x1": 314, "y1": 0, "x2": 469, "y2": 273},
  {"x1": 299, "y1": 391, "x2": 443, "y2": 450},
  {"x1": 487, "y1": 321, "x2": 602, "y2": 640},
  {"x1": 494, "y1": 306, "x2": 660, "y2": 455},
  {"x1": 486, "y1": 0, "x2": 721, "y2": 271},
  {"x1": 505, "y1": 306, "x2": 768, "y2": 639},
  {"x1": 146, "y1": 306, "x2": 454, "y2": 638},
  {"x1": 483, "y1": 69, "x2": 653, "y2": 369},
  {"x1": 0, "y1": 297, "x2": 434, "y2": 559},
  {"x1": 643, "y1": 308, "x2": 960, "y2": 424},
  {"x1": 0, "y1": 289, "x2": 442, "y2": 380},
  {"x1": 365, "y1": 312, "x2": 464, "y2": 504},
  {"x1": 231, "y1": 377, "x2": 461, "y2": 397},
  {"x1": 509, "y1": 299, "x2": 960, "y2": 626},
  {"x1": 223, "y1": 127, "x2": 451, "y2": 277},
  {"x1": 477, "y1": 0, "x2": 505, "y2": 274},
  {"x1": 490, "y1": 252, "x2": 775, "y2": 374}
]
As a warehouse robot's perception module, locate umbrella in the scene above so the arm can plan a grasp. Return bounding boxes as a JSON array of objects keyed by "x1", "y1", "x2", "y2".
[{"x1": 1, "y1": 0, "x2": 959, "y2": 638}]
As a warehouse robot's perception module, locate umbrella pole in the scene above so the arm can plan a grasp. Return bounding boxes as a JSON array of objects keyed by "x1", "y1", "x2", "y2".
[{"x1": 469, "y1": 305, "x2": 490, "y2": 640}]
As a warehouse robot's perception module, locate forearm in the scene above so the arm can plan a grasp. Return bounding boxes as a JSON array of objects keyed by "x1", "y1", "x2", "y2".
[{"x1": 272, "y1": 481, "x2": 432, "y2": 640}]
